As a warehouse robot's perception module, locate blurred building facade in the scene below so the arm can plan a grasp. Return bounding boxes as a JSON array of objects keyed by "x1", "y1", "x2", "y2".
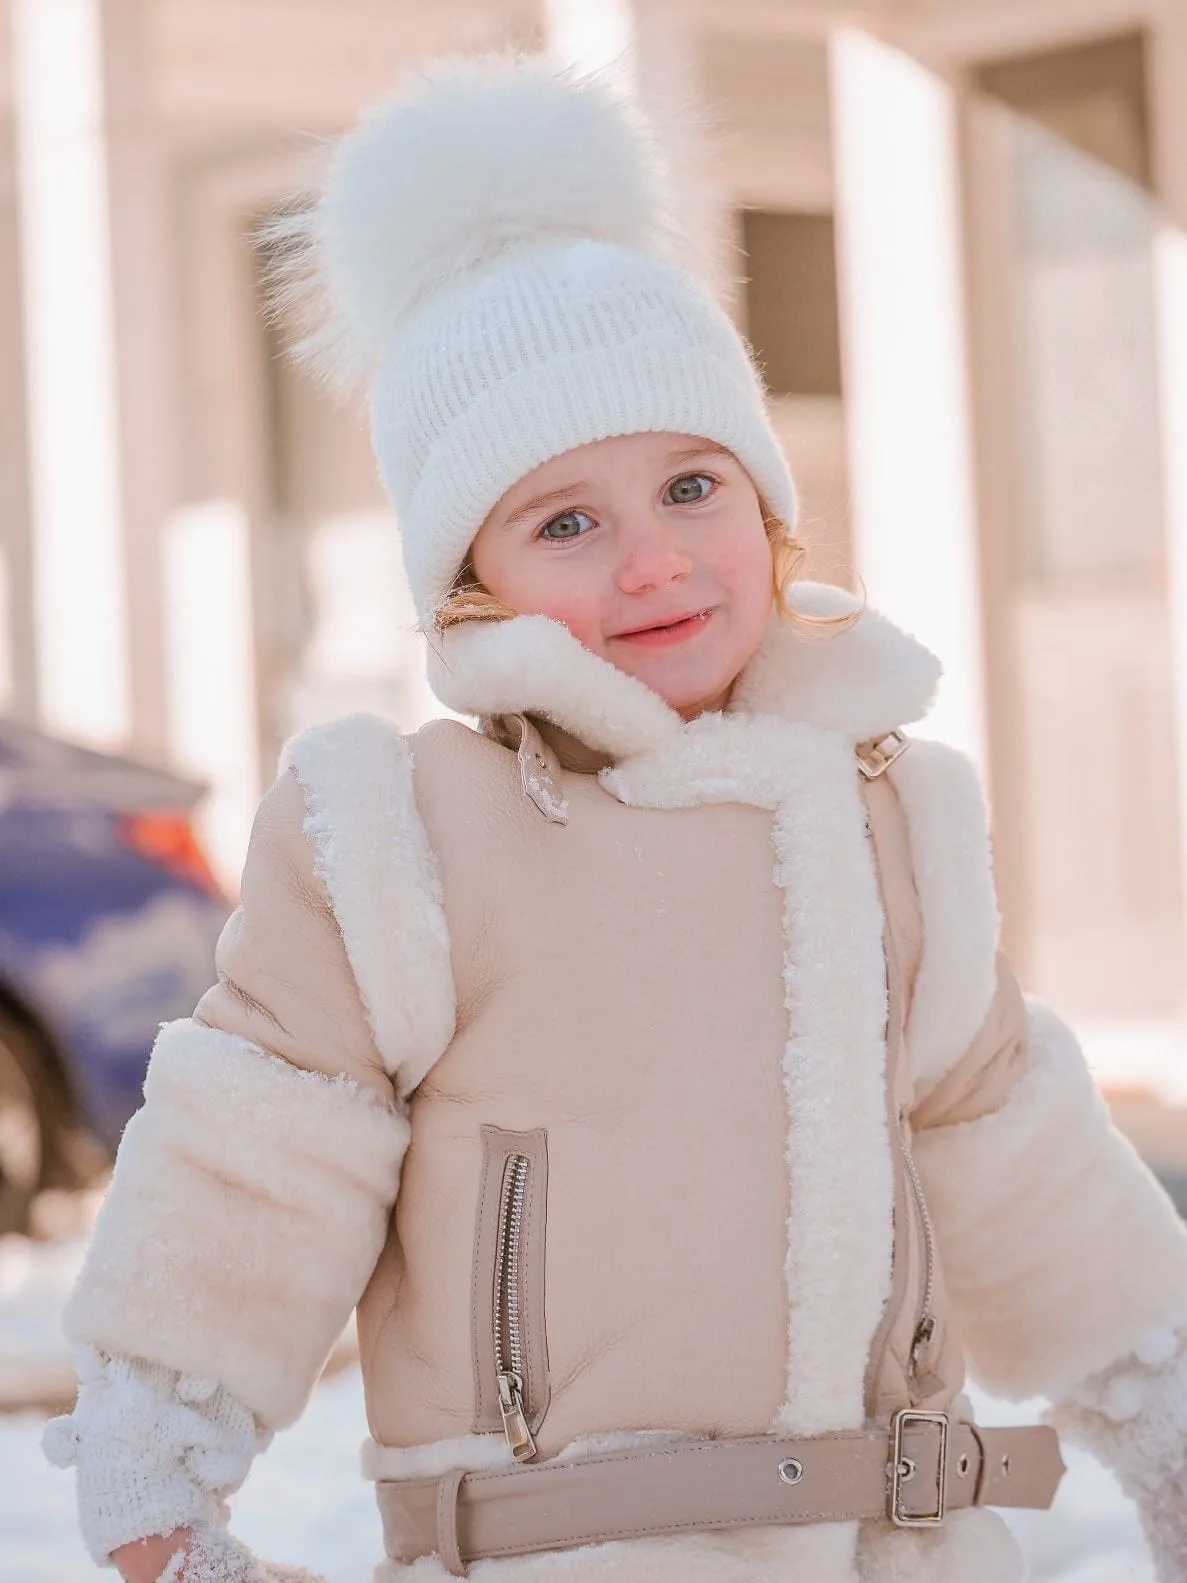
[{"x1": 2, "y1": 0, "x2": 1187, "y2": 1082}]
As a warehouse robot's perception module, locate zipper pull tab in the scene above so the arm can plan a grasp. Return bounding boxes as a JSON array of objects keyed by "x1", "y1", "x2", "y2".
[
  {"x1": 497, "y1": 1372, "x2": 538, "y2": 1462},
  {"x1": 909, "y1": 1316, "x2": 937, "y2": 1377}
]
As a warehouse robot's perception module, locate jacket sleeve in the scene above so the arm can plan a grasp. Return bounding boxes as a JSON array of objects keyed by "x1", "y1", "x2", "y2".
[
  {"x1": 44, "y1": 718, "x2": 456, "y2": 1564},
  {"x1": 911, "y1": 968, "x2": 1187, "y2": 1400},
  {"x1": 907, "y1": 883, "x2": 1187, "y2": 1579}
]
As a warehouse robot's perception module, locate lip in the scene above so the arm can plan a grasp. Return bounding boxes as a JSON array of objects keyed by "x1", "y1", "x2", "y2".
[{"x1": 610, "y1": 608, "x2": 717, "y2": 648}]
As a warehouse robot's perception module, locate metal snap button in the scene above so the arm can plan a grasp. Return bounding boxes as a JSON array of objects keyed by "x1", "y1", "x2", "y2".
[{"x1": 777, "y1": 1459, "x2": 804, "y2": 1485}]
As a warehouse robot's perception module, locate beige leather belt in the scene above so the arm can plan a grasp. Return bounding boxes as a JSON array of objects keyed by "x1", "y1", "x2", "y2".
[{"x1": 377, "y1": 1414, "x2": 1066, "y2": 1576}]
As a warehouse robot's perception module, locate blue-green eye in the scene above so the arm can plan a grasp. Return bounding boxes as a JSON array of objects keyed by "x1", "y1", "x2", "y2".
[
  {"x1": 664, "y1": 473, "x2": 716, "y2": 506},
  {"x1": 539, "y1": 509, "x2": 595, "y2": 542}
]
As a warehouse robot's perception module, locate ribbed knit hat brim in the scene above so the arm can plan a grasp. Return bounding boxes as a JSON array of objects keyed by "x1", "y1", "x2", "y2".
[{"x1": 285, "y1": 54, "x2": 797, "y2": 623}]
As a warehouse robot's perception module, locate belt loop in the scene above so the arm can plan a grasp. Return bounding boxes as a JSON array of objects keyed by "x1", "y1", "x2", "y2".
[{"x1": 436, "y1": 1469, "x2": 468, "y2": 1578}]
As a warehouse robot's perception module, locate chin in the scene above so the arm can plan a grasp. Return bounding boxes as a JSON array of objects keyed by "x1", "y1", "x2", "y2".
[
  {"x1": 607, "y1": 628, "x2": 753, "y2": 716},
  {"x1": 644, "y1": 670, "x2": 736, "y2": 717}
]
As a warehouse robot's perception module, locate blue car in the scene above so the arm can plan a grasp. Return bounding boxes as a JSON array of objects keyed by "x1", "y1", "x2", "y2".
[{"x1": 0, "y1": 719, "x2": 231, "y2": 1231}]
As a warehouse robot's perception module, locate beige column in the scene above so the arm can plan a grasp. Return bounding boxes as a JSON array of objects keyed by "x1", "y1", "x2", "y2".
[
  {"x1": 0, "y1": 0, "x2": 36, "y2": 722},
  {"x1": 97, "y1": 0, "x2": 178, "y2": 764},
  {"x1": 11, "y1": 0, "x2": 178, "y2": 758},
  {"x1": 543, "y1": 0, "x2": 736, "y2": 304},
  {"x1": 829, "y1": 27, "x2": 987, "y2": 768},
  {"x1": 11, "y1": 0, "x2": 131, "y2": 748},
  {"x1": 543, "y1": 0, "x2": 636, "y2": 77},
  {"x1": 1150, "y1": 3, "x2": 1187, "y2": 1011},
  {"x1": 957, "y1": 90, "x2": 1033, "y2": 972}
]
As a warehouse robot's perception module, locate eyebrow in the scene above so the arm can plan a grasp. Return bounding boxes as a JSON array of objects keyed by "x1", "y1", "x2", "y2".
[
  {"x1": 500, "y1": 481, "x2": 588, "y2": 531},
  {"x1": 662, "y1": 442, "x2": 734, "y2": 467}
]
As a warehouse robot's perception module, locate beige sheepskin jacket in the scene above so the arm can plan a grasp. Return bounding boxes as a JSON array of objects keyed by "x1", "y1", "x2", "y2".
[{"x1": 47, "y1": 585, "x2": 1187, "y2": 1582}]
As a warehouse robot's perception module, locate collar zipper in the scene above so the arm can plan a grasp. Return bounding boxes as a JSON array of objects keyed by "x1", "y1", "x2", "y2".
[{"x1": 494, "y1": 1153, "x2": 538, "y2": 1461}]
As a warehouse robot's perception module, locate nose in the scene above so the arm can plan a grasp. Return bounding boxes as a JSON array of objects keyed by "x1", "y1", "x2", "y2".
[{"x1": 615, "y1": 514, "x2": 692, "y2": 596}]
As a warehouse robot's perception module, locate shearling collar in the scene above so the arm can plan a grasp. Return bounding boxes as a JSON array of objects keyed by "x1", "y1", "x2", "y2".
[{"x1": 427, "y1": 580, "x2": 941, "y2": 761}]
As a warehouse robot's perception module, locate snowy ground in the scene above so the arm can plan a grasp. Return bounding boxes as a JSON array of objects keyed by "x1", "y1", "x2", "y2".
[{"x1": 0, "y1": 1230, "x2": 1160, "y2": 1581}]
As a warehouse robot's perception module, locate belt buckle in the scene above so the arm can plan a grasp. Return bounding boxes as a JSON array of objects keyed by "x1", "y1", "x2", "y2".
[{"x1": 888, "y1": 1410, "x2": 948, "y2": 1527}]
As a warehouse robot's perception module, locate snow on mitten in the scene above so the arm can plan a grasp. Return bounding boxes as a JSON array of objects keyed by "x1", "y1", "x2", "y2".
[
  {"x1": 157, "y1": 1525, "x2": 325, "y2": 1583},
  {"x1": 1048, "y1": 1323, "x2": 1187, "y2": 1583}
]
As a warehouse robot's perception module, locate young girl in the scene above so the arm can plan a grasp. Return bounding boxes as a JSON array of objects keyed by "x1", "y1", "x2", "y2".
[{"x1": 44, "y1": 55, "x2": 1187, "y2": 1583}]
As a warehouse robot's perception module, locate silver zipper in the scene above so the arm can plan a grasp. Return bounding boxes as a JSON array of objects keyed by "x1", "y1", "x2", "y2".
[
  {"x1": 900, "y1": 1116, "x2": 938, "y2": 1381},
  {"x1": 493, "y1": 1153, "x2": 537, "y2": 1461}
]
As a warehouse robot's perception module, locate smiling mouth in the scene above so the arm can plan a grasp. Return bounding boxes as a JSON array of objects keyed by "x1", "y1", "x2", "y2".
[{"x1": 612, "y1": 609, "x2": 716, "y2": 647}]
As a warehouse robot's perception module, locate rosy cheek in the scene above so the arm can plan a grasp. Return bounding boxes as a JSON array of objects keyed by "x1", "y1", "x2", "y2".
[
  {"x1": 528, "y1": 591, "x2": 608, "y2": 654},
  {"x1": 487, "y1": 558, "x2": 609, "y2": 653},
  {"x1": 712, "y1": 534, "x2": 773, "y2": 613}
]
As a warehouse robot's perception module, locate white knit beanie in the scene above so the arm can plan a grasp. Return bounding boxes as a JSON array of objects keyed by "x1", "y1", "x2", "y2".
[{"x1": 295, "y1": 54, "x2": 798, "y2": 626}]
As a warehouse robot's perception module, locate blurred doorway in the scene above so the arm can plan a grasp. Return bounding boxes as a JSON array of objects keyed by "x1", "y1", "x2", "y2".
[
  {"x1": 252, "y1": 233, "x2": 441, "y2": 762},
  {"x1": 968, "y1": 32, "x2": 1185, "y2": 1021}
]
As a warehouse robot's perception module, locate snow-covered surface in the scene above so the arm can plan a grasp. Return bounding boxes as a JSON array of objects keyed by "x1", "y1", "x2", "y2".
[
  {"x1": 0, "y1": 1229, "x2": 86, "y2": 1412},
  {"x1": 0, "y1": 1228, "x2": 1160, "y2": 1581}
]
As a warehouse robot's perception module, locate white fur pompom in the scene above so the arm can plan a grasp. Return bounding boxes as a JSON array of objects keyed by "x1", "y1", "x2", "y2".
[{"x1": 272, "y1": 54, "x2": 672, "y2": 385}]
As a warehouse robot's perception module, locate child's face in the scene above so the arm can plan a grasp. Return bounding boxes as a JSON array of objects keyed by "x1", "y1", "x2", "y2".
[{"x1": 470, "y1": 432, "x2": 774, "y2": 718}]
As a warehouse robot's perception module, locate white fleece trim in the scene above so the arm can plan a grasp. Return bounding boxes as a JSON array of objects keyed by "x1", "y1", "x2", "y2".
[
  {"x1": 915, "y1": 999, "x2": 1187, "y2": 1401},
  {"x1": 281, "y1": 714, "x2": 456, "y2": 1096},
  {"x1": 856, "y1": 1509, "x2": 1024, "y2": 1583},
  {"x1": 888, "y1": 738, "x2": 999, "y2": 1093},
  {"x1": 604, "y1": 713, "x2": 894, "y2": 1445},
  {"x1": 428, "y1": 583, "x2": 943, "y2": 759},
  {"x1": 428, "y1": 614, "x2": 682, "y2": 759},
  {"x1": 601, "y1": 712, "x2": 813, "y2": 810},
  {"x1": 768, "y1": 738, "x2": 894, "y2": 1435},
  {"x1": 363, "y1": 1432, "x2": 514, "y2": 1481},
  {"x1": 732, "y1": 584, "x2": 941, "y2": 741},
  {"x1": 64, "y1": 1020, "x2": 410, "y2": 1428},
  {"x1": 362, "y1": 1427, "x2": 690, "y2": 1482}
]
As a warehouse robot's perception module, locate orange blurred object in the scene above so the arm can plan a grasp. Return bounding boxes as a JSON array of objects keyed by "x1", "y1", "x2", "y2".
[{"x1": 116, "y1": 811, "x2": 225, "y2": 899}]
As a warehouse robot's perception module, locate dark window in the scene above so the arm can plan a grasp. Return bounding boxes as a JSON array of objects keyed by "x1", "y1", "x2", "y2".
[
  {"x1": 739, "y1": 210, "x2": 842, "y2": 399},
  {"x1": 976, "y1": 31, "x2": 1151, "y2": 191}
]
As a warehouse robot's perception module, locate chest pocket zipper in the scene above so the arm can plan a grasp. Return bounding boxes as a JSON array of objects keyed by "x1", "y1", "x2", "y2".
[
  {"x1": 494, "y1": 1153, "x2": 536, "y2": 1459},
  {"x1": 471, "y1": 1126, "x2": 551, "y2": 1459}
]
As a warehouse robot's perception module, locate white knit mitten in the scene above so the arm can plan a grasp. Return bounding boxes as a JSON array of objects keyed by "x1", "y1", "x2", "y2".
[
  {"x1": 157, "y1": 1525, "x2": 325, "y2": 1583},
  {"x1": 42, "y1": 1347, "x2": 271, "y2": 1564},
  {"x1": 1048, "y1": 1323, "x2": 1187, "y2": 1583}
]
